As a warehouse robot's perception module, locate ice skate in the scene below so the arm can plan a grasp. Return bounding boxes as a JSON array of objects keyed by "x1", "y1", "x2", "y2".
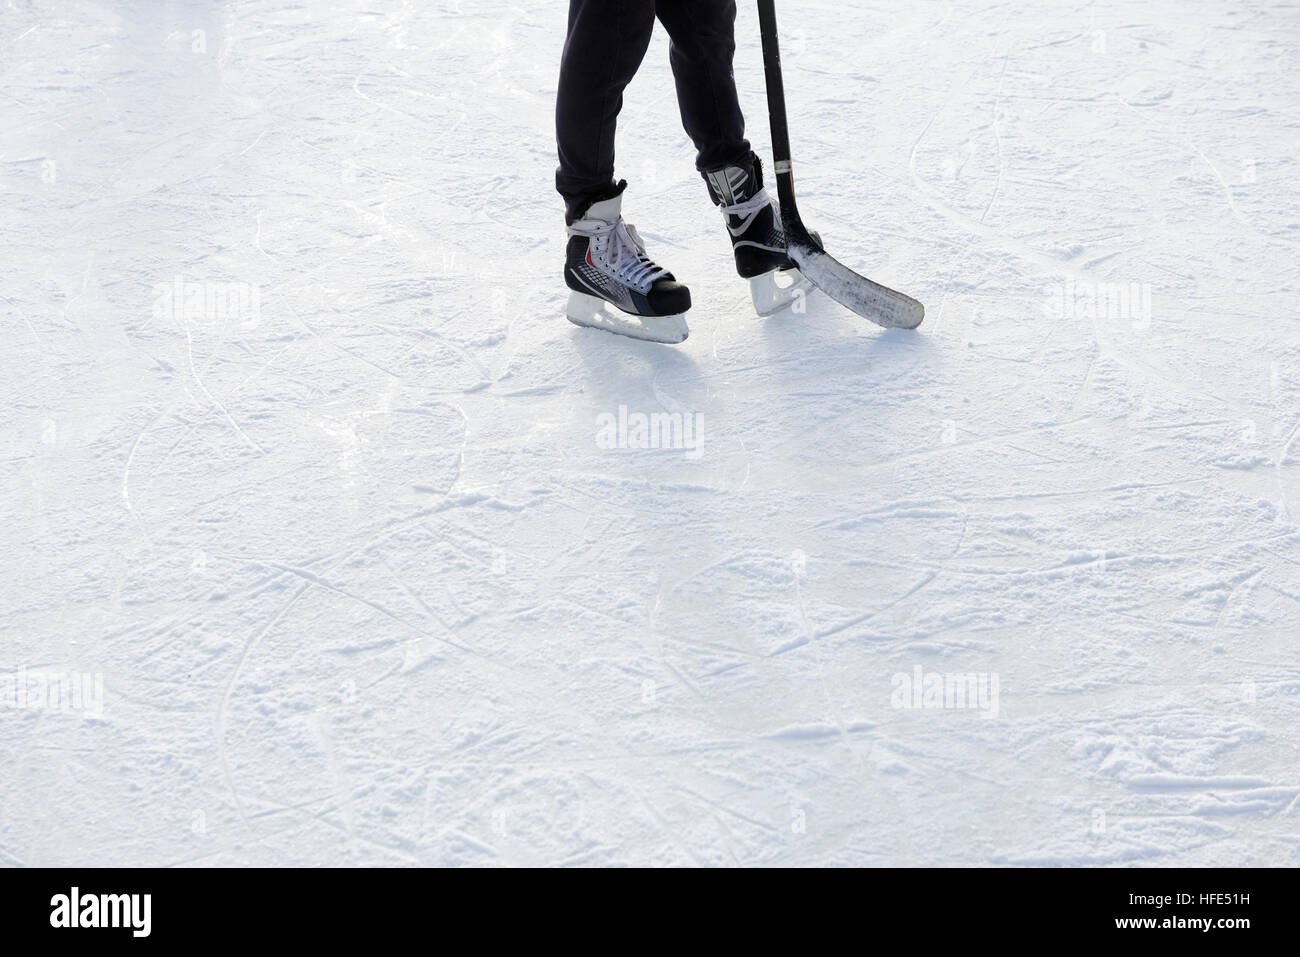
[
  {"x1": 563, "y1": 193, "x2": 691, "y2": 344},
  {"x1": 705, "y1": 157, "x2": 815, "y2": 316}
]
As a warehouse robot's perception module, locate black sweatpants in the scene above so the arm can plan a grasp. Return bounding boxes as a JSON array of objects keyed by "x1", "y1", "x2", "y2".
[{"x1": 555, "y1": 0, "x2": 753, "y2": 220}]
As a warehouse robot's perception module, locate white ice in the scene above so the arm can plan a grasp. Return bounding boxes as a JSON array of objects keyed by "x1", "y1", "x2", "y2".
[{"x1": 3, "y1": 0, "x2": 1299, "y2": 866}]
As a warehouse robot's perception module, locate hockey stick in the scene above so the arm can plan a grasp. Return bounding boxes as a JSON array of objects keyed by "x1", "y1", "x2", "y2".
[{"x1": 757, "y1": 0, "x2": 925, "y2": 329}]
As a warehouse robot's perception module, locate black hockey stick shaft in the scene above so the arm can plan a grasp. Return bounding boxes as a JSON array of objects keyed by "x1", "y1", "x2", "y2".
[
  {"x1": 756, "y1": 0, "x2": 924, "y2": 328},
  {"x1": 757, "y1": 0, "x2": 816, "y2": 248}
]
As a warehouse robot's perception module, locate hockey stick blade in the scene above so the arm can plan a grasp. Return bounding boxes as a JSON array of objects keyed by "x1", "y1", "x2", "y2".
[{"x1": 787, "y1": 242, "x2": 925, "y2": 330}]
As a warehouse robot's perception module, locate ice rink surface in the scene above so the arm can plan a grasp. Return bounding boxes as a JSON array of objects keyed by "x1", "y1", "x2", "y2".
[{"x1": 3, "y1": 0, "x2": 1299, "y2": 865}]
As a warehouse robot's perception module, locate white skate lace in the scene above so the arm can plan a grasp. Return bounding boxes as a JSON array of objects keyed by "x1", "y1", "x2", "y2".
[
  {"x1": 720, "y1": 191, "x2": 772, "y2": 218},
  {"x1": 719, "y1": 190, "x2": 780, "y2": 235},
  {"x1": 589, "y1": 218, "x2": 669, "y2": 289}
]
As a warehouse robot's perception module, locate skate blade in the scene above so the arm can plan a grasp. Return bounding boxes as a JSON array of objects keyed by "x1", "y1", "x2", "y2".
[
  {"x1": 750, "y1": 267, "x2": 815, "y2": 317},
  {"x1": 565, "y1": 291, "x2": 689, "y2": 344}
]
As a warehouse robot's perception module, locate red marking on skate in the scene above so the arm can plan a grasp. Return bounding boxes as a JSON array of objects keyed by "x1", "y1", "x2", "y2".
[{"x1": 586, "y1": 249, "x2": 595, "y2": 268}]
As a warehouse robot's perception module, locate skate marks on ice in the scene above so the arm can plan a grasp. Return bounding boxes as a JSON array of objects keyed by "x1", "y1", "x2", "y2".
[{"x1": 3, "y1": 0, "x2": 1300, "y2": 866}]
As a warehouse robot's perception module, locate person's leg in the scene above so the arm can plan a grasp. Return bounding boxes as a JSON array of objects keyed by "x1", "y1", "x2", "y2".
[
  {"x1": 656, "y1": 0, "x2": 804, "y2": 311},
  {"x1": 654, "y1": 0, "x2": 753, "y2": 176},
  {"x1": 555, "y1": 0, "x2": 657, "y2": 223}
]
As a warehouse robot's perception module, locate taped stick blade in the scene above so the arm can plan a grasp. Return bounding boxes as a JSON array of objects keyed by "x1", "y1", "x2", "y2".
[{"x1": 788, "y1": 243, "x2": 924, "y2": 330}]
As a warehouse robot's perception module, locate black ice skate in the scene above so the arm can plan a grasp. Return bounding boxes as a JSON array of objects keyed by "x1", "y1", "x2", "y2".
[
  {"x1": 705, "y1": 157, "x2": 816, "y2": 316},
  {"x1": 563, "y1": 190, "x2": 691, "y2": 344}
]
